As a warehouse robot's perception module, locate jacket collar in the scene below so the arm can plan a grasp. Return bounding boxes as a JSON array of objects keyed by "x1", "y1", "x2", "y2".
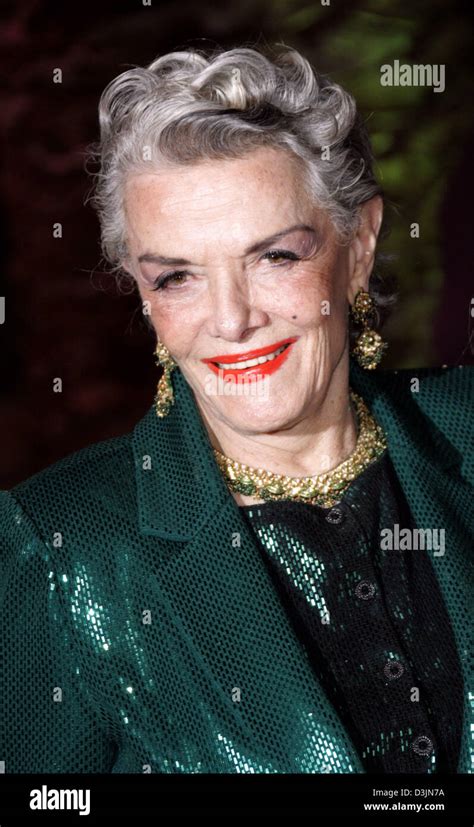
[{"x1": 132, "y1": 359, "x2": 462, "y2": 540}]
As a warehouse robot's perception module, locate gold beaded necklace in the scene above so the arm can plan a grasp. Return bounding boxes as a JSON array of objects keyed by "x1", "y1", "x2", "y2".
[{"x1": 213, "y1": 390, "x2": 387, "y2": 508}]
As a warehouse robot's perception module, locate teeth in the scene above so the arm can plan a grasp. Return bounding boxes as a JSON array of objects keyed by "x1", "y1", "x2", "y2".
[{"x1": 216, "y1": 343, "x2": 289, "y2": 370}]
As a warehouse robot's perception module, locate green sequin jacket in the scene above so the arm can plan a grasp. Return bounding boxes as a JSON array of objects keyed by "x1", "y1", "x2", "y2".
[{"x1": 1, "y1": 361, "x2": 473, "y2": 773}]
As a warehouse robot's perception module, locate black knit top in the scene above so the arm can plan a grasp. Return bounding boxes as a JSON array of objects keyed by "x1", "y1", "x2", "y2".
[{"x1": 239, "y1": 452, "x2": 464, "y2": 773}]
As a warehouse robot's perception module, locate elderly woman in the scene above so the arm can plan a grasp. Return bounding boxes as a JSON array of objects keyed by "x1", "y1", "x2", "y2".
[{"x1": 1, "y1": 45, "x2": 472, "y2": 776}]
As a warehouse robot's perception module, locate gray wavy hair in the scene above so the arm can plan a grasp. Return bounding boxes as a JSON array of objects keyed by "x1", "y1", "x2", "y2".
[{"x1": 85, "y1": 43, "x2": 396, "y2": 334}]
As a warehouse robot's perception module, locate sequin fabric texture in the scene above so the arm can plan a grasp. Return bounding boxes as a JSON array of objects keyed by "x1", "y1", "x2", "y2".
[
  {"x1": 0, "y1": 361, "x2": 473, "y2": 773},
  {"x1": 239, "y1": 452, "x2": 464, "y2": 772}
]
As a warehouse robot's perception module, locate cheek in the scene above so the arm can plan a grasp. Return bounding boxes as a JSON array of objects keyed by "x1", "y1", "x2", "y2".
[
  {"x1": 149, "y1": 304, "x2": 180, "y2": 336},
  {"x1": 271, "y1": 263, "x2": 339, "y2": 324},
  {"x1": 147, "y1": 297, "x2": 203, "y2": 356}
]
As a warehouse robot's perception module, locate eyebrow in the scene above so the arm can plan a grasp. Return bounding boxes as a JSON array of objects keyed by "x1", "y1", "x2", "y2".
[{"x1": 137, "y1": 224, "x2": 317, "y2": 266}]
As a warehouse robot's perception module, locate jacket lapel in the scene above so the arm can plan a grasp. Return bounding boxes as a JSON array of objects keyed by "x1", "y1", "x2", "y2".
[{"x1": 132, "y1": 367, "x2": 229, "y2": 541}]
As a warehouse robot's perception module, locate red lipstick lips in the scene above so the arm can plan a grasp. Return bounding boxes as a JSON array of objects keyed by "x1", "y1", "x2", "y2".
[{"x1": 201, "y1": 336, "x2": 298, "y2": 380}]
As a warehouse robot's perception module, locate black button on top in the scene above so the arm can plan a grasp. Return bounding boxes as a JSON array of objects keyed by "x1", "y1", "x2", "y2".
[
  {"x1": 412, "y1": 735, "x2": 434, "y2": 756},
  {"x1": 325, "y1": 506, "x2": 344, "y2": 524},
  {"x1": 355, "y1": 580, "x2": 376, "y2": 600},
  {"x1": 383, "y1": 659, "x2": 405, "y2": 680}
]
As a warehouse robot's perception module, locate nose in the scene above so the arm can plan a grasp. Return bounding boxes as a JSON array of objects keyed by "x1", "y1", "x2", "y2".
[{"x1": 206, "y1": 271, "x2": 269, "y2": 341}]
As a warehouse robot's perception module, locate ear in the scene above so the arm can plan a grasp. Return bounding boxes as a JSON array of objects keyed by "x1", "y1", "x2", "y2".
[
  {"x1": 120, "y1": 255, "x2": 134, "y2": 278},
  {"x1": 346, "y1": 195, "x2": 383, "y2": 305}
]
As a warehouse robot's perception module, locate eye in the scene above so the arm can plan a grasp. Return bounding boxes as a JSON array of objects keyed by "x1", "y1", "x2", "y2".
[
  {"x1": 151, "y1": 249, "x2": 300, "y2": 290},
  {"x1": 262, "y1": 249, "x2": 300, "y2": 265},
  {"x1": 152, "y1": 271, "x2": 189, "y2": 291}
]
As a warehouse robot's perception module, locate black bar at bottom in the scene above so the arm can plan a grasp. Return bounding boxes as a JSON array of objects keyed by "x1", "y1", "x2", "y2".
[{"x1": 0, "y1": 773, "x2": 472, "y2": 823}]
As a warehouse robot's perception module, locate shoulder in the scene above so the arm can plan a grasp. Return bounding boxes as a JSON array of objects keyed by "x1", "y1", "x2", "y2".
[
  {"x1": 350, "y1": 361, "x2": 474, "y2": 483},
  {"x1": 2, "y1": 426, "x2": 138, "y2": 549},
  {"x1": 351, "y1": 361, "x2": 473, "y2": 419},
  {"x1": 377, "y1": 363, "x2": 473, "y2": 441},
  {"x1": 352, "y1": 360, "x2": 472, "y2": 394}
]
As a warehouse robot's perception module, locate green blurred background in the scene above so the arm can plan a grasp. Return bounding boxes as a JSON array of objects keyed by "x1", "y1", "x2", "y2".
[{"x1": 264, "y1": 0, "x2": 473, "y2": 367}]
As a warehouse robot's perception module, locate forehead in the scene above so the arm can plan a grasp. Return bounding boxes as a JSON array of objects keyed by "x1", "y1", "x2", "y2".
[{"x1": 123, "y1": 146, "x2": 313, "y2": 248}]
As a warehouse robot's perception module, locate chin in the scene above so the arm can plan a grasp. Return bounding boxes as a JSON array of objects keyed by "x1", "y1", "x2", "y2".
[{"x1": 220, "y1": 397, "x2": 296, "y2": 429}]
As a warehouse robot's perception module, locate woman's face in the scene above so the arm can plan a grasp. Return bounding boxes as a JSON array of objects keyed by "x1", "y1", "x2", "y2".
[{"x1": 123, "y1": 146, "x2": 381, "y2": 435}]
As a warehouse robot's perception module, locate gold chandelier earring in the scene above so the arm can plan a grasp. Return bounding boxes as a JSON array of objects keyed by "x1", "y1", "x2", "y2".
[
  {"x1": 154, "y1": 341, "x2": 177, "y2": 418},
  {"x1": 350, "y1": 289, "x2": 387, "y2": 370}
]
